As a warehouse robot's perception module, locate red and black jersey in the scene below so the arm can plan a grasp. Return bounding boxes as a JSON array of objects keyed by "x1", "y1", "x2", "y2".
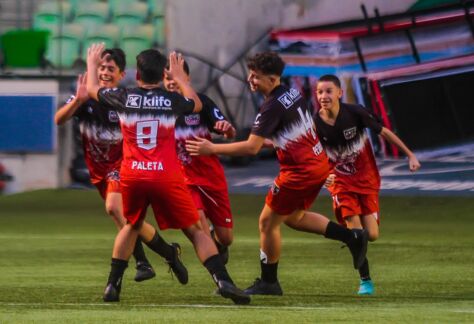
[
  {"x1": 71, "y1": 95, "x2": 122, "y2": 184},
  {"x1": 175, "y1": 93, "x2": 228, "y2": 189},
  {"x1": 251, "y1": 85, "x2": 331, "y2": 189},
  {"x1": 314, "y1": 103, "x2": 382, "y2": 194},
  {"x1": 96, "y1": 87, "x2": 195, "y2": 182}
]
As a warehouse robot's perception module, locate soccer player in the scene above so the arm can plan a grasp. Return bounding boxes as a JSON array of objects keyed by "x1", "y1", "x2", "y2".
[
  {"x1": 55, "y1": 48, "x2": 187, "y2": 285},
  {"x1": 86, "y1": 43, "x2": 250, "y2": 305},
  {"x1": 314, "y1": 74, "x2": 421, "y2": 295},
  {"x1": 186, "y1": 51, "x2": 369, "y2": 296},
  {"x1": 163, "y1": 60, "x2": 236, "y2": 265}
]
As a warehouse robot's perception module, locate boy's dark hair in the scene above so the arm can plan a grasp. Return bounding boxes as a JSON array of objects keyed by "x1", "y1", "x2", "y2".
[
  {"x1": 136, "y1": 49, "x2": 167, "y2": 84},
  {"x1": 165, "y1": 59, "x2": 190, "y2": 75},
  {"x1": 101, "y1": 48, "x2": 126, "y2": 72},
  {"x1": 247, "y1": 52, "x2": 285, "y2": 76},
  {"x1": 318, "y1": 74, "x2": 341, "y2": 88}
]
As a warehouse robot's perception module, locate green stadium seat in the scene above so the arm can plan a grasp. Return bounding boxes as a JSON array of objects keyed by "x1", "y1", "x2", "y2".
[
  {"x1": 82, "y1": 24, "x2": 120, "y2": 60},
  {"x1": 74, "y1": 2, "x2": 109, "y2": 26},
  {"x1": 113, "y1": 2, "x2": 148, "y2": 26},
  {"x1": 149, "y1": 0, "x2": 165, "y2": 17},
  {"x1": 45, "y1": 35, "x2": 81, "y2": 68},
  {"x1": 47, "y1": 23, "x2": 86, "y2": 40},
  {"x1": 153, "y1": 16, "x2": 165, "y2": 47},
  {"x1": 33, "y1": 1, "x2": 72, "y2": 30},
  {"x1": 0, "y1": 29, "x2": 50, "y2": 68},
  {"x1": 120, "y1": 28, "x2": 153, "y2": 67}
]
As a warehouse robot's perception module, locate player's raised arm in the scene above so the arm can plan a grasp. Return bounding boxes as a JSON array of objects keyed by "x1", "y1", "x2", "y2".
[
  {"x1": 54, "y1": 72, "x2": 88, "y2": 125},
  {"x1": 380, "y1": 127, "x2": 421, "y2": 172},
  {"x1": 186, "y1": 134, "x2": 265, "y2": 156},
  {"x1": 167, "y1": 52, "x2": 202, "y2": 113},
  {"x1": 86, "y1": 43, "x2": 106, "y2": 101}
]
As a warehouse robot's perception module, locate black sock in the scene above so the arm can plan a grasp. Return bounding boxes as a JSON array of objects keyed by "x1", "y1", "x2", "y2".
[
  {"x1": 261, "y1": 261, "x2": 278, "y2": 284},
  {"x1": 203, "y1": 254, "x2": 233, "y2": 285},
  {"x1": 145, "y1": 230, "x2": 174, "y2": 260},
  {"x1": 211, "y1": 232, "x2": 228, "y2": 255},
  {"x1": 132, "y1": 237, "x2": 149, "y2": 265},
  {"x1": 358, "y1": 258, "x2": 371, "y2": 281},
  {"x1": 107, "y1": 258, "x2": 128, "y2": 290},
  {"x1": 324, "y1": 221, "x2": 353, "y2": 243}
]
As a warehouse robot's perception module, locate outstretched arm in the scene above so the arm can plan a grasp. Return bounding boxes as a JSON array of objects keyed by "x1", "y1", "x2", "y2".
[
  {"x1": 186, "y1": 134, "x2": 265, "y2": 156},
  {"x1": 54, "y1": 73, "x2": 89, "y2": 125},
  {"x1": 86, "y1": 43, "x2": 105, "y2": 101},
  {"x1": 380, "y1": 127, "x2": 420, "y2": 172}
]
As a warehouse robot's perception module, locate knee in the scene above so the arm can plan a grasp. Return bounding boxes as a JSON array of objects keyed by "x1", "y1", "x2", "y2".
[
  {"x1": 367, "y1": 229, "x2": 379, "y2": 242},
  {"x1": 105, "y1": 202, "x2": 121, "y2": 220},
  {"x1": 218, "y1": 234, "x2": 233, "y2": 247},
  {"x1": 259, "y1": 217, "x2": 274, "y2": 234}
]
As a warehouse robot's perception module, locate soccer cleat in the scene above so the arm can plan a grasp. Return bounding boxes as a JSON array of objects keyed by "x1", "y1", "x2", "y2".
[
  {"x1": 358, "y1": 279, "x2": 375, "y2": 295},
  {"x1": 103, "y1": 283, "x2": 120, "y2": 302},
  {"x1": 166, "y1": 243, "x2": 189, "y2": 285},
  {"x1": 243, "y1": 278, "x2": 283, "y2": 296},
  {"x1": 217, "y1": 280, "x2": 251, "y2": 305},
  {"x1": 347, "y1": 229, "x2": 368, "y2": 269},
  {"x1": 134, "y1": 262, "x2": 156, "y2": 282}
]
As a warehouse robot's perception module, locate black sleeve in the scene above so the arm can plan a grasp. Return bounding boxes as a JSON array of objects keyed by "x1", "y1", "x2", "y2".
[
  {"x1": 97, "y1": 87, "x2": 128, "y2": 111},
  {"x1": 251, "y1": 101, "x2": 282, "y2": 138},
  {"x1": 200, "y1": 94, "x2": 227, "y2": 133},
  {"x1": 354, "y1": 105, "x2": 383, "y2": 134},
  {"x1": 170, "y1": 92, "x2": 195, "y2": 115}
]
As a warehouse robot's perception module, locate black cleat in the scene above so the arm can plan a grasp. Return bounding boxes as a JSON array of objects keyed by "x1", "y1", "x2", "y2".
[
  {"x1": 103, "y1": 283, "x2": 120, "y2": 302},
  {"x1": 134, "y1": 262, "x2": 156, "y2": 282},
  {"x1": 347, "y1": 229, "x2": 368, "y2": 269},
  {"x1": 243, "y1": 278, "x2": 283, "y2": 296},
  {"x1": 217, "y1": 280, "x2": 251, "y2": 305},
  {"x1": 166, "y1": 243, "x2": 188, "y2": 285}
]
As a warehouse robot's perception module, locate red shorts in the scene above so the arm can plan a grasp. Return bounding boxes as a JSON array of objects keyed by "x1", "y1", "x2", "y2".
[
  {"x1": 188, "y1": 185, "x2": 233, "y2": 228},
  {"x1": 332, "y1": 192, "x2": 380, "y2": 225},
  {"x1": 121, "y1": 179, "x2": 199, "y2": 230},
  {"x1": 93, "y1": 171, "x2": 121, "y2": 200},
  {"x1": 265, "y1": 181, "x2": 324, "y2": 215}
]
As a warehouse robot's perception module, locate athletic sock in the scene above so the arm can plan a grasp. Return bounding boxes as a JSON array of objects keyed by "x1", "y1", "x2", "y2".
[
  {"x1": 261, "y1": 261, "x2": 278, "y2": 284},
  {"x1": 324, "y1": 221, "x2": 353, "y2": 243},
  {"x1": 107, "y1": 258, "x2": 128, "y2": 288},
  {"x1": 358, "y1": 258, "x2": 371, "y2": 281},
  {"x1": 132, "y1": 237, "x2": 150, "y2": 264},
  {"x1": 144, "y1": 230, "x2": 174, "y2": 260},
  {"x1": 203, "y1": 254, "x2": 233, "y2": 285}
]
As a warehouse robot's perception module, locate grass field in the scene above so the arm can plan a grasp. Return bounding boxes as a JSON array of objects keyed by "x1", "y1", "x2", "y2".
[{"x1": 0, "y1": 189, "x2": 473, "y2": 323}]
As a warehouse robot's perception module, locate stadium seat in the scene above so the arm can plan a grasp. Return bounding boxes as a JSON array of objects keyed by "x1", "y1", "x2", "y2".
[
  {"x1": 153, "y1": 16, "x2": 165, "y2": 47},
  {"x1": 33, "y1": 1, "x2": 72, "y2": 30},
  {"x1": 148, "y1": 0, "x2": 165, "y2": 17},
  {"x1": 82, "y1": 24, "x2": 121, "y2": 60},
  {"x1": 120, "y1": 26, "x2": 153, "y2": 66},
  {"x1": 47, "y1": 23, "x2": 86, "y2": 40},
  {"x1": 0, "y1": 29, "x2": 50, "y2": 68},
  {"x1": 45, "y1": 35, "x2": 81, "y2": 68},
  {"x1": 74, "y1": 2, "x2": 109, "y2": 26},
  {"x1": 113, "y1": 2, "x2": 148, "y2": 26}
]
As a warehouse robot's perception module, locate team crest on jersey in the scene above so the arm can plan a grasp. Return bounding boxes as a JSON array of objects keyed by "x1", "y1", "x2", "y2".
[
  {"x1": 270, "y1": 183, "x2": 280, "y2": 195},
  {"x1": 343, "y1": 127, "x2": 357, "y2": 140},
  {"x1": 277, "y1": 88, "x2": 301, "y2": 109},
  {"x1": 126, "y1": 95, "x2": 142, "y2": 108},
  {"x1": 108, "y1": 111, "x2": 119, "y2": 122},
  {"x1": 213, "y1": 108, "x2": 224, "y2": 120},
  {"x1": 185, "y1": 114, "x2": 200, "y2": 126}
]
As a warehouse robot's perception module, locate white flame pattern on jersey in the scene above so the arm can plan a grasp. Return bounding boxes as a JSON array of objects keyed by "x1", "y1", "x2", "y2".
[
  {"x1": 80, "y1": 123, "x2": 122, "y2": 144},
  {"x1": 271, "y1": 120, "x2": 310, "y2": 149},
  {"x1": 325, "y1": 132, "x2": 367, "y2": 163},
  {"x1": 118, "y1": 113, "x2": 177, "y2": 127},
  {"x1": 175, "y1": 126, "x2": 209, "y2": 139}
]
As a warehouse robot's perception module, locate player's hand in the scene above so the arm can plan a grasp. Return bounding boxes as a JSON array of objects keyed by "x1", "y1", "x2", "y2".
[
  {"x1": 185, "y1": 137, "x2": 214, "y2": 156},
  {"x1": 167, "y1": 52, "x2": 187, "y2": 84},
  {"x1": 408, "y1": 155, "x2": 421, "y2": 172},
  {"x1": 324, "y1": 173, "x2": 335, "y2": 187},
  {"x1": 87, "y1": 43, "x2": 105, "y2": 68},
  {"x1": 214, "y1": 120, "x2": 236, "y2": 139},
  {"x1": 75, "y1": 72, "x2": 89, "y2": 104}
]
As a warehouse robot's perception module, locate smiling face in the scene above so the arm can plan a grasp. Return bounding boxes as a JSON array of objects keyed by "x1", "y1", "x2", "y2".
[
  {"x1": 316, "y1": 80, "x2": 343, "y2": 111},
  {"x1": 247, "y1": 69, "x2": 277, "y2": 96},
  {"x1": 97, "y1": 60, "x2": 124, "y2": 88}
]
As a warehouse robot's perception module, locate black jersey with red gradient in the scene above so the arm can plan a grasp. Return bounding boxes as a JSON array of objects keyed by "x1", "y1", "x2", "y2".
[
  {"x1": 314, "y1": 103, "x2": 383, "y2": 194},
  {"x1": 96, "y1": 87, "x2": 195, "y2": 182},
  {"x1": 70, "y1": 95, "x2": 122, "y2": 184},
  {"x1": 175, "y1": 93, "x2": 228, "y2": 189},
  {"x1": 251, "y1": 85, "x2": 331, "y2": 189}
]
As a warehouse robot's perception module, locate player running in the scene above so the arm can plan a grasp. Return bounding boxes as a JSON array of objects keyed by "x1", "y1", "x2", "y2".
[
  {"x1": 314, "y1": 74, "x2": 420, "y2": 295},
  {"x1": 55, "y1": 48, "x2": 186, "y2": 284},
  {"x1": 163, "y1": 60, "x2": 236, "y2": 265},
  {"x1": 86, "y1": 43, "x2": 250, "y2": 305},
  {"x1": 186, "y1": 52, "x2": 368, "y2": 296}
]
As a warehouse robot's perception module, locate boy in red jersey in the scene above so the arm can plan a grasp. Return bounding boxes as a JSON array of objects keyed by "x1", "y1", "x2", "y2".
[
  {"x1": 163, "y1": 60, "x2": 236, "y2": 265},
  {"x1": 186, "y1": 52, "x2": 369, "y2": 296},
  {"x1": 314, "y1": 74, "x2": 420, "y2": 295},
  {"x1": 55, "y1": 48, "x2": 186, "y2": 284},
  {"x1": 86, "y1": 43, "x2": 250, "y2": 305}
]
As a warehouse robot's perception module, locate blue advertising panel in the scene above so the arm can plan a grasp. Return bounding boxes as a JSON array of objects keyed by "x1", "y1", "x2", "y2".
[{"x1": 0, "y1": 95, "x2": 56, "y2": 152}]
